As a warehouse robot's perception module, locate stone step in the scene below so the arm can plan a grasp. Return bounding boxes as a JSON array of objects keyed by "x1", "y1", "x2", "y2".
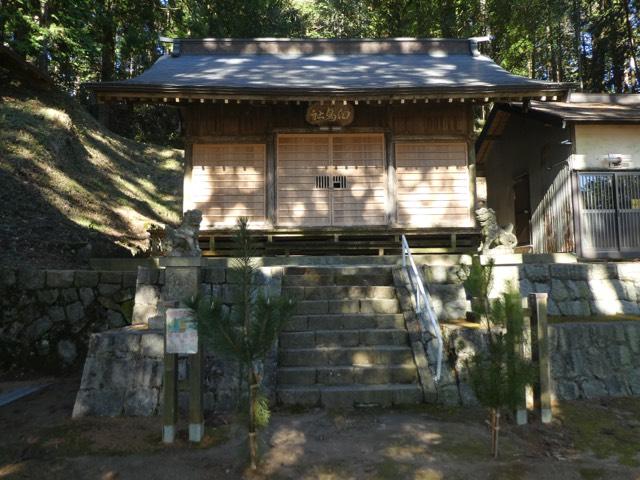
[
  {"x1": 282, "y1": 267, "x2": 393, "y2": 287},
  {"x1": 278, "y1": 365, "x2": 418, "y2": 386},
  {"x1": 282, "y1": 285, "x2": 396, "y2": 301},
  {"x1": 293, "y1": 298, "x2": 400, "y2": 316},
  {"x1": 278, "y1": 346, "x2": 414, "y2": 367},
  {"x1": 277, "y1": 384, "x2": 423, "y2": 408},
  {"x1": 280, "y1": 329, "x2": 409, "y2": 348},
  {"x1": 282, "y1": 314, "x2": 406, "y2": 332}
]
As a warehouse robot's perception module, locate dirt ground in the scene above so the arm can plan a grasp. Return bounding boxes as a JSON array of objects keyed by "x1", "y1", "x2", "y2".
[{"x1": 1, "y1": 377, "x2": 639, "y2": 480}]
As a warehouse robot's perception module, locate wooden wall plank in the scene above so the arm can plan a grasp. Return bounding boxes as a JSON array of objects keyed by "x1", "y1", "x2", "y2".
[
  {"x1": 396, "y1": 142, "x2": 473, "y2": 228},
  {"x1": 192, "y1": 144, "x2": 266, "y2": 227}
]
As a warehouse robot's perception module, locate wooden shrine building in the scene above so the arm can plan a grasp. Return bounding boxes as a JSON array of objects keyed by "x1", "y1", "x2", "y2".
[{"x1": 90, "y1": 38, "x2": 568, "y2": 255}]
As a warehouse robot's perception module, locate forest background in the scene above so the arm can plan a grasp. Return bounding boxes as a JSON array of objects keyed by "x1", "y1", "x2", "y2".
[{"x1": 2, "y1": 0, "x2": 639, "y2": 146}]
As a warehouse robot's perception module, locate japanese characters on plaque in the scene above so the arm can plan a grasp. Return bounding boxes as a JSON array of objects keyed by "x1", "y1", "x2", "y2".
[
  {"x1": 166, "y1": 308, "x2": 198, "y2": 354},
  {"x1": 306, "y1": 102, "x2": 354, "y2": 126}
]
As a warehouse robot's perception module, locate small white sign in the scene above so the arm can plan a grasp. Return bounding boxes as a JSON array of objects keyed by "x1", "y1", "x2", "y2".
[{"x1": 166, "y1": 308, "x2": 198, "y2": 354}]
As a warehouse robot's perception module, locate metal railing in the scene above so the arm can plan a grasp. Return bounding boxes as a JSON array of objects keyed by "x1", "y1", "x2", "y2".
[{"x1": 401, "y1": 235, "x2": 443, "y2": 381}]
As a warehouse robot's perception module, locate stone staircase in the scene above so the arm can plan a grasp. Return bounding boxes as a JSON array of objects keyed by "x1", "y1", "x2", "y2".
[{"x1": 277, "y1": 266, "x2": 423, "y2": 408}]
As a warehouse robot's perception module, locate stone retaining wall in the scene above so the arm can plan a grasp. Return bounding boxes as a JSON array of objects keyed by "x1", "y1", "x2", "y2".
[
  {"x1": 0, "y1": 268, "x2": 137, "y2": 371},
  {"x1": 72, "y1": 266, "x2": 283, "y2": 416},
  {"x1": 441, "y1": 321, "x2": 640, "y2": 406},
  {"x1": 421, "y1": 261, "x2": 640, "y2": 321}
]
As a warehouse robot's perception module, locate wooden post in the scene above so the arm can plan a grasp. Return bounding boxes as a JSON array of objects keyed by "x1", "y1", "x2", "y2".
[
  {"x1": 160, "y1": 256, "x2": 203, "y2": 443},
  {"x1": 266, "y1": 133, "x2": 276, "y2": 226},
  {"x1": 385, "y1": 131, "x2": 397, "y2": 226},
  {"x1": 516, "y1": 299, "x2": 532, "y2": 426},
  {"x1": 529, "y1": 292, "x2": 552, "y2": 424},
  {"x1": 188, "y1": 340, "x2": 204, "y2": 442},
  {"x1": 162, "y1": 351, "x2": 178, "y2": 443},
  {"x1": 183, "y1": 143, "x2": 194, "y2": 213}
]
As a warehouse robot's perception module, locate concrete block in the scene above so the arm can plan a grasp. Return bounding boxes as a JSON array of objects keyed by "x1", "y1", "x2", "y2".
[
  {"x1": 295, "y1": 300, "x2": 328, "y2": 315},
  {"x1": 36, "y1": 288, "x2": 59, "y2": 305},
  {"x1": 282, "y1": 316, "x2": 308, "y2": 332},
  {"x1": 100, "y1": 271, "x2": 123, "y2": 285},
  {"x1": 1, "y1": 268, "x2": 16, "y2": 287},
  {"x1": 98, "y1": 283, "x2": 121, "y2": 297},
  {"x1": 392, "y1": 386, "x2": 423, "y2": 405},
  {"x1": 280, "y1": 332, "x2": 315, "y2": 348},
  {"x1": 18, "y1": 268, "x2": 45, "y2": 290},
  {"x1": 72, "y1": 388, "x2": 125, "y2": 417},
  {"x1": 360, "y1": 329, "x2": 408, "y2": 346},
  {"x1": 49, "y1": 305, "x2": 66, "y2": 323},
  {"x1": 281, "y1": 286, "x2": 305, "y2": 300},
  {"x1": 277, "y1": 387, "x2": 320, "y2": 407},
  {"x1": 141, "y1": 332, "x2": 164, "y2": 357},
  {"x1": 46, "y1": 270, "x2": 75, "y2": 288},
  {"x1": 277, "y1": 368, "x2": 317, "y2": 386},
  {"x1": 78, "y1": 287, "x2": 95, "y2": 306},
  {"x1": 317, "y1": 367, "x2": 354, "y2": 385},
  {"x1": 132, "y1": 303, "x2": 159, "y2": 325},
  {"x1": 65, "y1": 302, "x2": 85, "y2": 323},
  {"x1": 328, "y1": 300, "x2": 359, "y2": 314},
  {"x1": 334, "y1": 274, "x2": 392, "y2": 286},
  {"x1": 523, "y1": 264, "x2": 550, "y2": 282},
  {"x1": 60, "y1": 288, "x2": 79, "y2": 303},
  {"x1": 122, "y1": 272, "x2": 138, "y2": 288},
  {"x1": 322, "y1": 386, "x2": 393, "y2": 408},
  {"x1": 307, "y1": 315, "x2": 344, "y2": 331},
  {"x1": 360, "y1": 299, "x2": 400, "y2": 314},
  {"x1": 279, "y1": 349, "x2": 326, "y2": 367},
  {"x1": 123, "y1": 387, "x2": 160, "y2": 416},
  {"x1": 316, "y1": 330, "x2": 359, "y2": 347},
  {"x1": 135, "y1": 284, "x2": 161, "y2": 305},
  {"x1": 203, "y1": 268, "x2": 226, "y2": 284}
]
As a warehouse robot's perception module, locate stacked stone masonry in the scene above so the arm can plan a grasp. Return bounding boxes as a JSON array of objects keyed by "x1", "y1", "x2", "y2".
[
  {"x1": 0, "y1": 268, "x2": 137, "y2": 368},
  {"x1": 441, "y1": 321, "x2": 640, "y2": 406},
  {"x1": 73, "y1": 266, "x2": 281, "y2": 417},
  {"x1": 4, "y1": 258, "x2": 640, "y2": 416}
]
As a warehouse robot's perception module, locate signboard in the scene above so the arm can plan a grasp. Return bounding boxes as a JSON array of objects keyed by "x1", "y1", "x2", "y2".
[
  {"x1": 306, "y1": 102, "x2": 354, "y2": 126},
  {"x1": 631, "y1": 199, "x2": 640, "y2": 209},
  {"x1": 166, "y1": 308, "x2": 198, "y2": 354}
]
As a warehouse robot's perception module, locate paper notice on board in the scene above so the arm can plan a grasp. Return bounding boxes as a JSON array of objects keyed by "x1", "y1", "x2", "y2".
[{"x1": 166, "y1": 308, "x2": 198, "y2": 354}]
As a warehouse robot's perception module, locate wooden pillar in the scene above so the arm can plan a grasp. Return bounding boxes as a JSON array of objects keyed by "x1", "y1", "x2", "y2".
[
  {"x1": 183, "y1": 142, "x2": 194, "y2": 213},
  {"x1": 266, "y1": 133, "x2": 276, "y2": 226},
  {"x1": 517, "y1": 297, "x2": 532, "y2": 426},
  {"x1": 467, "y1": 106, "x2": 478, "y2": 225},
  {"x1": 160, "y1": 256, "x2": 203, "y2": 443},
  {"x1": 162, "y1": 352, "x2": 178, "y2": 443},
  {"x1": 385, "y1": 105, "x2": 396, "y2": 226},
  {"x1": 188, "y1": 342, "x2": 204, "y2": 442},
  {"x1": 529, "y1": 292, "x2": 552, "y2": 424}
]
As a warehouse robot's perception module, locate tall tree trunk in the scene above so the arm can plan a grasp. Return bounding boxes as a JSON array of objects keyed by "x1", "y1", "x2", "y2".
[
  {"x1": 0, "y1": 0, "x2": 7, "y2": 43},
  {"x1": 36, "y1": 0, "x2": 50, "y2": 73},
  {"x1": 621, "y1": 0, "x2": 640, "y2": 91},
  {"x1": 99, "y1": 0, "x2": 115, "y2": 81},
  {"x1": 589, "y1": 1, "x2": 607, "y2": 91},
  {"x1": 572, "y1": 0, "x2": 584, "y2": 89}
]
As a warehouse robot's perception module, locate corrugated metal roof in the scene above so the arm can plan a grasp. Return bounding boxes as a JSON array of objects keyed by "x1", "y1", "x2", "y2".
[
  {"x1": 89, "y1": 38, "x2": 568, "y2": 98},
  {"x1": 519, "y1": 97, "x2": 640, "y2": 122}
]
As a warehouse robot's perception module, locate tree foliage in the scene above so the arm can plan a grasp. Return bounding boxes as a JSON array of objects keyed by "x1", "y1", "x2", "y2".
[
  {"x1": 2, "y1": 0, "x2": 638, "y2": 142},
  {"x1": 189, "y1": 217, "x2": 295, "y2": 469},
  {"x1": 462, "y1": 256, "x2": 534, "y2": 457}
]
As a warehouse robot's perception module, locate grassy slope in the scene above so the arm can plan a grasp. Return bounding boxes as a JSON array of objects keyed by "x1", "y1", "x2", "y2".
[{"x1": 0, "y1": 77, "x2": 183, "y2": 268}]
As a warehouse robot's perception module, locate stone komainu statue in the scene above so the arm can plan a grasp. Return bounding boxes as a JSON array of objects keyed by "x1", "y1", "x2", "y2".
[
  {"x1": 475, "y1": 206, "x2": 518, "y2": 254},
  {"x1": 164, "y1": 209, "x2": 203, "y2": 257}
]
